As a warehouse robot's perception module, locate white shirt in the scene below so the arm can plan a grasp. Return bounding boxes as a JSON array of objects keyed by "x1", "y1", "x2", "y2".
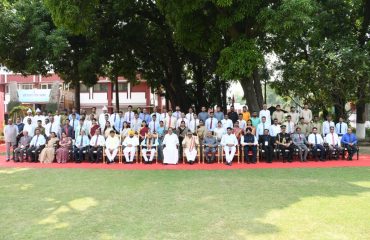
[
  {"x1": 173, "y1": 111, "x2": 182, "y2": 120},
  {"x1": 124, "y1": 111, "x2": 135, "y2": 123},
  {"x1": 214, "y1": 127, "x2": 226, "y2": 140},
  {"x1": 269, "y1": 124, "x2": 281, "y2": 137},
  {"x1": 160, "y1": 112, "x2": 169, "y2": 122},
  {"x1": 259, "y1": 109, "x2": 271, "y2": 123},
  {"x1": 221, "y1": 119, "x2": 233, "y2": 131},
  {"x1": 185, "y1": 113, "x2": 195, "y2": 122},
  {"x1": 148, "y1": 121, "x2": 160, "y2": 133},
  {"x1": 300, "y1": 109, "x2": 312, "y2": 123},
  {"x1": 122, "y1": 136, "x2": 139, "y2": 147},
  {"x1": 221, "y1": 134, "x2": 238, "y2": 146},
  {"x1": 325, "y1": 132, "x2": 340, "y2": 146},
  {"x1": 188, "y1": 119, "x2": 200, "y2": 133},
  {"x1": 151, "y1": 112, "x2": 161, "y2": 121},
  {"x1": 322, "y1": 121, "x2": 335, "y2": 136},
  {"x1": 205, "y1": 117, "x2": 218, "y2": 132},
  {"x1": 284, "y1": 121, "x2": 295, "y2": 134},
  {"x1": 99, "y1": 113, "x2": 109, "y2": 129},
  {"x1": 288, "y1": 112, "x2": 300, "y2": 124},
  {"x1": 90, "y1": 135, "x2": 106, "y2": 146},
  {"x1": 83, "y1": 120, "x2": 92, "y2": 133},
  {"x1": 30, "y1": 134, "x2": 46, "y2": 147},
  {"x1": 240, "y1": 135, "x2": 258, "y2": 145},
  {"x1": 257, "y1": 121, "x2": 271, "y2": 136},
  {"x1": 130, "y1": 118, "x2": 142, "y2": 132},
  {"x1": 23, "y1": 123, "x2": 35, "y2": 137},
  {"x1": 176, "y1": 118, "x2": 189, "y2": 128},
  {"x1": 54, "y1": 115, "x2": 62, "y2": 126},
  {"x1": 308, "y1": 133, "x2": 324, "y2": 145},
  {"x1": 105, "y1": 136, "x2": 120, "y2": 150},
  {"x1": 335, "y1": 122, "x2": 348, "y2": 136},
  {"x1": 164, "y1": 116, "x2": 177, "y2": 129},
  {"x1": 69, "y1": 118, "x2": 79, "y2": 131},
  {"x1": 75, "y1": 135, "x2": 90, "y2": 148}
]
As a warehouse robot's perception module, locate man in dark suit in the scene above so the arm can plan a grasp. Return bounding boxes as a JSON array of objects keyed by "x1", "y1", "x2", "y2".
[
  {"x1": 61, "y1": 119, "x2": 74, "y2": 139},
  {"x1": 259, "y1": 129, "x2": 275, "y2": 163}
]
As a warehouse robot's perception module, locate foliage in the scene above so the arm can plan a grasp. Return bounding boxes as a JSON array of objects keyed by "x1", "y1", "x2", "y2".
[
  {"x1": 45, "y1": 103, "x2": 58, "y2": 113},
  {"x1": 8, "y1": 105, "x2": 31, "y2": 120}
]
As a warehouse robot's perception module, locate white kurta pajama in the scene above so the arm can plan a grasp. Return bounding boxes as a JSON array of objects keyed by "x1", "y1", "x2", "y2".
[
  {"x1": 122, "y1": 136, "x2": 139, "y2": 162},
  {"x1": 105, "y1": 136, "x2": 120, "y2": 162},
  {"x1": 182, "y1": 136, "x2": 199, "y2": 162},
  {"x1": 162, "y1": 133, "x2": 179, "y2": 164},
  {"x1": 221, "y1": 134, "x2": 238, "y2": 163},
  {"x1": 141, "y1": 138, "x2": 159, "y2": 162}
]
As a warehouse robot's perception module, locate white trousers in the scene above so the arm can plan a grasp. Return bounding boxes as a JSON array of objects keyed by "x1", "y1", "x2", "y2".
[
  {"x1": 185, "y1": 149, "x2": 197, "y2": 161},
  {"x1": 124, "y1": 147, "x2": 136, "y2": 162},
  {"x1": 105, "y1": 148, "x2": 118, "y2": 162},
  {"x1": 224, "y1": 146, "x2": 236, "y2": 163},
  {"x1": 142, "y1": 148, "x2": 156, "y2": 162}
]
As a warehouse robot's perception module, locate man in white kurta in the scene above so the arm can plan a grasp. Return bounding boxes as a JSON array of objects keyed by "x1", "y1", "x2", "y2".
[
  {"x1": 141, "y1": 133, "x2": 159, "y2": 163},
  {"x1": 99, "y1": 106, "x2": 110, "y2": 128},
  {"x1": 23, "y1": 109, "x2": 34, "y2": 125},
  {"x1": 221, "y1": 127, "x2": 239, "y2": 165},
  {"x1": 162, "y1": 128, "x2": 179, "y2": 164},
  {"x1": 122, "y1": 130, "x2": 139, "y2": 163},
  {"x1": 105, "y1": 130, "x2": 120, "y2": 163},
  {"x1": 33, "y1": 108, "x2": 45, "y2": 125},
  {"x1": 182, "y1": 131, "x2": 199, "y2": 164}
]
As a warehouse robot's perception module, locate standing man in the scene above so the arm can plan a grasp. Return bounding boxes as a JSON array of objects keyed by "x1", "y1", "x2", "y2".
[
  {"x1": 241, "y1": 106, "x2": 250, "y2": 122},
  {"x1": 310, "y1": 115, "x2": 322, "y2": 136},
  {"x1": 322, "y1": 115, "x2": 335, "y2": 137},
  {"x1": 99, "y1": 106, "x2": 110, "y2": 127},
  {"x1": 173, "y1": 106, "x2": 182, "y2": 120},
  {"x1": 15, "y1": 117, "x2": 24, "y2": 145},
  {"x1": 257, "y1": 116, "x2": 271, "y2": 140},
  {"x1": 272, "y1": 105, "x2": 284, "y2": 124},
  {"x1": 176, "y1": 113, "x2": 189, "y2": 128},
  {"x1": 335, "y1": 117, "x2": 348, "y2": 145},
  {"x1": 188, "y1": 113, "x2": 200, "y2": 134},
  {"x1": 250, "y1": 111, "x2": 260, "y2": 127},
  {"x1": 124, "y1": 105, "x2": 135, "y2": 124},
  {"x1": 23, "y1": 118, "x2": 35, "y2": 137},
  {"x1": 300, "y1": 104, "x2": 312, "y2": 125},
  {"x1": 62, "y1": 119, "x2": 74, "y2": 139},
  {"x1": 113, "y1": 111, "x2": 124, "y2": 133},
  {"x1": 23, "y1": 109, "x2": 34, "y2": 125},
  {"x1": 259, "y1": 104, "x2": 271, "y2": 124},
  {"x1": 164, "y1": 110, "x2": 177, "y2": 130},
  {"x1": 198, "y1": 106, "x2": 209, "y2": 123},
  {"x1": 221, "y1": 127, "x2": 238, "y2": 166},
  {"x1": 228, "y1": 106, "x2": 239, "y2": 124},
  {"x1": 284, "y1": 115, "x2": 295, "y2": 134},
  {"x1": 221, "y1": 114, "x2": 233, "y2": 131},
  {"x1": 4, "y1": 119, "x2": 18, "y2": 162},
  {"x1": 205, "y1": 111, "x2": 218, "y2": 133},
  {"x1": 139, "y1": 108, "x2": 152, "y2": 124},
  {"x1": 214, "y1": 106, "x2": 224, "y2": 121},
  {"x1": 288, "y1": 106, "x2": 299, "y2": 124},
  {"x1": 149, "y1": 114, "x2": 160, "y2": 133},
  {"x1": 68, "y1": 108, "x2": 81, "y2": 121},
  {"x1": 34, "y1": 109, "x2": 45, "y2": 125},
  {"x1": 109, "y1": 108, "x2": 120, "y2": 129},
  {"x1": 130, "y1": 112, "x2": 143, "y2": 132},
  {"x1": 237, "y1": 113, "x2": 247, "y2": 130}
]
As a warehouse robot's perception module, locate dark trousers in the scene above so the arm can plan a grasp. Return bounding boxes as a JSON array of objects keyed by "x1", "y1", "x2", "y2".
[
  {"x1": 204, "y1": 147, "x2": 217, "y2": 162},
  {"x1": 89, "y1": 146, "x2": 103, "y2": 163},
  {"x1": 262, "y1": 146, "x2": 273, "y2": 163},
  {"x1": 344, "y1": 144, "x2": 357, "y2": 159},
  {"x1": 312, "y1": 144, "x2": 325, "y2": 160},
  {"x1": 244, "y1": 145, "x2": 257, "y2": 163},
  {"x1": 27, "y1": 145, "x2": 45, "y2": 162},
  {"x1": 74, "y1": 146, "x2": 89, "y2": 163},
  {"x1": 14, "y1": 147, "x2": 28, "y2": 161},
  {"x1": 279, "y1": 145, "x2": 294, "y2": 162}
]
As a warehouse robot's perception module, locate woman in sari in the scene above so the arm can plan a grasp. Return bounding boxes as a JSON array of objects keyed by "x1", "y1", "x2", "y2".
[
  {"x1": 56, "y1": 132, "x2": 72, "y2": 163},
  {"x1": 139, "y1": 120, "x2": 149, "y2": 143},
  {"x1": 246, "y1": 119, "x2": 256, "y2": 135},
  {"x1": 39, "y1": 132, "x2": 59, "y2": 163},
  {"x1": 120, "y1": 122, "x2": 131, "y2": 142},
  {"x1": 233, "y1": 121, "x2": 243, "y2": 142}
]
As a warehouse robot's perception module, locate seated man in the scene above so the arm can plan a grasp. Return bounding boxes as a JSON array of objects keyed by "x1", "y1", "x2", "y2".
[
  {"x1": 220, "y1": 127, "x2": 238, "y2": 166},
  {"x1": 308, "y1": 127, "x2": 325, "y2": 161},
  {"x1": 324, "y1": 126, "x2": 341, "y2": 159},
  {"x1": 259, "y1": 129, "x2": 275, "y2": 163},
  {"x1": 27, "y1": 129, "x2": 46, "y2": 162},
  {"x1": 89, "y1": 128, "x2": 105, "y2": 163},
  {"x1": 162, "y1": 127, "x2": 180, "y2": 164},
  {"x1": 275, "y1": 125, "x2": 294, "y2": 163},
  {"x1": 203, "y1": 131, "x2": 218, "y2": 163},
  {"x1": 105, "y1": 130, "x2": 120, "y2": 164},
  {"x1": 141, "y1": 133, "x2": 159, "y2": 164},
  {"x1": 14, "y1": 130, "x2": 32, "y2": 162},
  {"x1": 73, "y1": 129, "x2": 90, "y2": 163},
  {"x1": 292, "y1": 127, "x2": 309, "y2": 162},
  {"x1": 241, "y1": 127, "x2": 258, "y2": 164},
  {"x1": 122, "y1": 130, "x2": 139, "y2": 163},
  {"x1": 341, "y1": 128, "x2": 358, "y2": 160},
  {"x1": 182, "y1": 131, "x2": 199, "y2": 164}
]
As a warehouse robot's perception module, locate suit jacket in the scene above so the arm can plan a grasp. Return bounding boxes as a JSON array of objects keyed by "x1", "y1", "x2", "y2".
[
  {"x1": 61, "y1": 125, "x2": 74, "y2": 139},
  {"x1": 259, "y1": 135, "x2": 275, "y2": 148}
]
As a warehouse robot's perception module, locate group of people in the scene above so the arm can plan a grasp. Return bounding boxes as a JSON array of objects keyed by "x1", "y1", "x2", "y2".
[{"x1": 3, "y1": 104, "x2": 359, "y2": 166}]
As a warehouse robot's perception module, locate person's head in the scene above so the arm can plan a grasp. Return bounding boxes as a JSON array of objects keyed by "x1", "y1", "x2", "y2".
[
  {"x1": 180, "y1": 121, "x2": 185, "y2": 128},
  {"x1": 188, "y1": 107, "x2": 193, "y2": 113},
  {"x1": 35, "y1": 129, "x2": 41, "y2": 135},
  {"x1": 238, "y1": 113, "x2": 243, "y2": 120},
  {"x1": 304, "y1": 104, "x2": 309, "y2": 109},
  {"x1": 280, "y1": 125, "x2": 286, "y2": 133},
  {"x1": 109, "y1": 130, "x2": 115, "y2": 137},
  {"x1": 37, "y1": 120, "x2": 42, "y2": 127},
  {"x1": 50, "y1": 132, "x2": 56, "y2": 138},
  {"x1": 276, "y1": 105, "x2": 281, "y2": 111},
  {"x1": 154, "y1": 106, "x2": 159, "y2": 113},
  {"x1": 90, "y1": 114, "x2": 95, "y2": 120},
  {"x1": 55, "y1": 110, "x2": 59, "y2": 115},
  {"x1": 143, "y1": 108, "x2": 148, "y2": 114},
  {"x1": 273, "y1": 118, "x2": 278, "y2": 125},
  {"x1": 312, "y1": 127, "x2": 318, "y2": 134},
  {"x1": 79, "y1": 119, "x2": 84, "y2": 125},
  {"x1": 264, "y1": 129, "x2": 269, "y2": 135},
  {"x1": 290, "y1": 106, "x2": 296, "y2": 112},
  {"x1": 72, "y1": 108, "x2": 77, "y2": 113},
  {"x1": 199, "y1": 120, "x2": 204, "y2": 126},
  {"x1": 134, "y1": 112, "x2": 139, "y2": 119},
  {"x1": 49, "y1": 116, "x2": 54, "y2": 122},
  {"x1": 92, "y1": 118, "x2": 97, "y2": 125},
  {"x1": 261, "y1": 116, "x2": 266, "y2": 123},
  {"x1": 137, "y1": 107, "x2": 142, "y2": 113},
  {"x1": 234, "y1": 122, "x2": 239, "y2": 128},
  {"x1": 299, "y1": 117, "x2": 305, "y2": 123},
  {"x1": 296, "y1": 127, "x2": 301, "y2": 134},
  {"x1": 263, "y1": 104, "x2": 267, "y2": 110},
  {"x1": 209, "y1": 112, "x2": 214, "y2": 118},
  {"x1": 217, "y1": 121, "x2": 222, "y2": 127},
  {"x1": 105, "y1": 114, "x2": 109, "y2": 120},
  {"x1": 227, "y1": 127, "x2": 232, "y2": 135},
  {"x1": 23, "y1": 130, "x2": 28, "y2": 136},
  {"x1": 175, "y1": 106, "x2": 180, "y2": 112},
  {"x1": 207, "y1": 131, "x2": 213, "y2": 137},
  {"x1": 152, "y1": 115, "x2": 157, "y2": 121},
  {"x1": 224, "y1": 114, "x2": 229, "y2": 119},
  {"x1": 243, "y1": 106, "x2": 248, "y2": 112},
  {"x1": 95, "y1": 128, "x2": 101, "y2": 136},
  {"x1": 61, "y1": 131, "x2": 67, "y2": 139},
  {"x1": 92, "y1": 107, "x2": 96, "y2": 113},
  {"x1": 36, "y1": 109, "x2": 41, "y2": 115},
  {"x1": 45, "y1": 118, "x2": 50, "y2": 124},
  {"x1": 162, "y1": 108, "x2": 167, "y2": 113},
  {"x1": 327, "y1": 115, "x2": 332, "y2": 121},
  {"x1": 27, "y1": 109, "x2": 32, "y2": 116},
  {"x1": 181, "y1": 112, "x2": 186, "y2": 118},
  {"x1": 347, "y1": 128, "x2": 353, "y2": 134},
  {"x1": 168, "y1": 110, "x2": 173, "y2": 116},
  {"x1": 102, "y1": 106, "x2": 108, "y2": 113},
  {"x1": 193, "y1": 113, "x2": 198, "y2": 119},
  {"x1": 142, "y1": 120, "x2": 147, "y2": 127},
  {"x1": 200, "y1": 106, "x2": 206, "y2": 112},
  {"x1": 7, "y1": 119, "x2": 13, "y2": 125},
  {"x1": 159, "y1": 120, "x2": 164, "y2": 126},
  {"x1": 27, "y1": 118, "x2": 32, "y2": 125},
  {"x1": 187, "y1": 131, "x2": 192, "y2": 138},
  {"x1": 230, "y1": 105, "x2": 235, "y2": 111},
  {"x1": 16, "y1": 117, "x2": 21, "y2": 124},
  {"x1": 216, "y1": 106, "x2": 221, "y2": 112},
  {"x1": 105, "y1": 121, "x2": 111, "y2": 127},
  {"x1": 339, "y1": 117, "x2": 343, "y2": 122},
  {"x1": 168, "y1": 127, "x2": 173, "y2": 134},
  {"x1": 128, "y1": 105, "x2": 132, "y2": 111},
  {"x1": 330, "y1": 126, "x2": 335, "y2": 133},
  {"x1": 247, "y1": 119, "x2": 252, "y2": 126},
  {"x1": 123, "y1": 121, "x2": 129, "y2": 128},
  {"x1": 287, "y1": 115, "x2": 291, "y2": 122},
  {"x1": 252, "y1": 111, "x2": 258, "y2": 117},
  {"x1": 246, "y1": 127, "x2": 252, "y2": 134},
  {"x1": 314, "y1": 115, "x2": 319, "y2": 122}
]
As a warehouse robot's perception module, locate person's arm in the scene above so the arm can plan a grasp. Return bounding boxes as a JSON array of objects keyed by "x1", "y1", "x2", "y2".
[
  {"x1": 341, "y1": 135, "x2": 349, "y2": 145},
  {"x1": 240, "y1": 136, "x2": 246, "y2": 146}
]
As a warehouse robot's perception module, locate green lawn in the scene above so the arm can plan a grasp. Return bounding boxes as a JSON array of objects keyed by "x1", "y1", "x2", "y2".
[{"x1": 0, "y1": 167, "x2": 370, "y2": 240}]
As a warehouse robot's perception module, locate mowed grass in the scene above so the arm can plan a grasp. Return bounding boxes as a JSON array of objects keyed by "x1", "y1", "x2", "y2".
[{"x1": 0, "y1": 167, "x2": 370, "y2": 240}]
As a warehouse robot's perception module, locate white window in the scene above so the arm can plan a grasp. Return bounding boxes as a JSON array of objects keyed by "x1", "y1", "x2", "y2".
[
  {"x1": 41, "y1": 83, "x2": 52, "y2": 89},
  {"x1": 19, "y1": 84, "x2": 33, "y2": 90}
]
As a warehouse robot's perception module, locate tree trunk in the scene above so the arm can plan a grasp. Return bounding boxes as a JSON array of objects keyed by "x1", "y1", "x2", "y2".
[
  {"x1": 239, "y1": 76, "x2": 261, "y2": 113},
  {"x1": 114, "y1": 77, "x2": 119, "y2": 112},
  {"x1": 356, "y1": 77, "x2": 367, "y2": 139},
  {"x1": 221, "y1": 80, "x2": 227, "y2": 113},
  {"x1": 74, "y1": 82, "x2": 80, "y2": 112},
  {"x1": 194, "y1": 61, "x2": 207, "y2": 111},
  {"x1": 214, "y1": 75, "x2": 222, "y2": 109},
  {"x1": 333, "y1": 95, "x2": 346, "y2": 122},
  {"x1": 252, "y1": 69, "x2": 264, "y2": 109}
]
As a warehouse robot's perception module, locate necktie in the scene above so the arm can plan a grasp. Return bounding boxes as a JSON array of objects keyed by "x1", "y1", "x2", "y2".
[
  {"x1": 49, "y1": 124, "x2": 52, "y2": 134},
  {"x1": 299, "y1": 134, "x2": 301, "y2": 141},
  {"x1": 119, "y1": 120, "x2": 122, "y2": 130},
  {"x1": 35, "y1": 135, "x2": 39, "y2": 146},
  {"x1": 288, "y1": 122, "x2": 291, "y2": 133},
  {"x1": 72, "y1": 119, "x2": 75, "y2": 130},
  {"x1": 315, "y1": 134, "x2": 317, "y2": 145},
  {"x1": 129, "y1": 112, "x2": 131, "y2": 122},
  {"x1": 210, "y1": 118, "x2": 213, "y2": 129},
  {"x1": 194, "y1": 120, "x2": 196, "y2": 132},
  {"x1": 169, "y1": 117, "x2": 171, "y2": 128},
  {"x1": 332, "y1": 133, "x2": 334, "y2": 145},
  {"x1": 79, "y1": 136, "x2": 82, "y2": 147},
  {"x1": 114, "y1": 114, "x2": 116, "y2": 122},
  {"x1": 339, "y1": 123, "x2": 342, "y2": 133},
  {"x1": 153, "y1": 122, "x2": 156, "y2": 132},
  {"x1": 263, "y1": 123, "x2": 265, "y2": 133}
]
